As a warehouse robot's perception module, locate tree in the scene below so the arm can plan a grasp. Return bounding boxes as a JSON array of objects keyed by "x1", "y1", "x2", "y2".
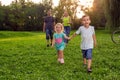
[
  {"x1": 0, "y1": 5, "x2": 5, "y2": 30},
  {"x1": 82, "y1": 0, "x2": 106, "y2": 29},
  {"x1": 7, "y1": 0, "x2": 26, "y2": 31},
  {"x1": 103, "y1": 0, "x2": 120, "y2": 31},
  {"x1": 24, "y1": 3, "x2": 46, "y2": 31},
  {"x1": 24, "y1": 0, "x2": 52, "y2": 31}
]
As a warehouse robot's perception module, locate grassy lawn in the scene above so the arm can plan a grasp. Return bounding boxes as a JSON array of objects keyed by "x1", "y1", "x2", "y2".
[{"x1": 0, "y1": 30, "x2": 120, "y2": 80}]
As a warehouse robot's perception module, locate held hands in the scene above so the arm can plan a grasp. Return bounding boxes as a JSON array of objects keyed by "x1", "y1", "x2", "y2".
[
  {"x1": 67, "y1": 37, "x2": 71, "y2": 40},
  {"x1": 68, "y1": 36, "x2": 73, "y2": 40},
  {"x1": 65, "y1": 36, "x2": 71, "y2": 40}
]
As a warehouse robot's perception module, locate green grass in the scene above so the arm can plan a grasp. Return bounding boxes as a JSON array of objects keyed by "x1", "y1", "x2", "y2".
[{"x1": 0, "y1": 30, "x2": 120, "y2": 80}]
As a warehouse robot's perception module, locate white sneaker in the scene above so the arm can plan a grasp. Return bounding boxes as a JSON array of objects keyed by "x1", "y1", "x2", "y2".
[{"x1": 60, "y1": 58, "x2": 64, "y2": 64}]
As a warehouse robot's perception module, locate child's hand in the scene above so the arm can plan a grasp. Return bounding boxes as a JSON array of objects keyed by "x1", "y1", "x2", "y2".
[
  {"x1": 51, "y1": 44, "x2": 54, "y2": 48},
  {"x1": 68, "y1": 36, "x2": 72, "y2": 40},
  {"x1": 68, "y1": 37, "x2": 71, "y2": 40},
  {"x1": 94, "y1": 42, "x2": 97, "y2": 48}
]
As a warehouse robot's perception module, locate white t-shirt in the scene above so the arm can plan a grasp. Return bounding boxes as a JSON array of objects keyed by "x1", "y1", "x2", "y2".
[{"x1": 76, "y1": 26, "x2": 95, "y2": 50}]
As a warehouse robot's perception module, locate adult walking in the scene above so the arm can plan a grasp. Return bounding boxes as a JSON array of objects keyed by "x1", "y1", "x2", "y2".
[
  {"x1": 43, "y1": 9, "x2": 55, "y2": 47},
  {"x1": 62, "y1": 11, "x2": 72, "y2": 44}
]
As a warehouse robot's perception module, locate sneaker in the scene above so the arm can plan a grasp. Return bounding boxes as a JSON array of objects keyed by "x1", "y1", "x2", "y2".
[
  {"x1": 47, "y1": 44, "x2": 49, "y2": 47},
  {"x1": 87, "y1": 68, "x2": 92, "y2": 73},
  {"x1": 60, "y1": 59, "x2": 64, "y2": 64}
]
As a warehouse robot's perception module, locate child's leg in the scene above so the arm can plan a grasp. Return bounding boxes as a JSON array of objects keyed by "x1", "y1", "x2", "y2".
[
  {"x1": 82, "y1": 50, "x2": 87, "y2": 65},
  {"x1": 86, "y1": 49, "x2": 92, "y2": 72},
  {"x1": 57, "y1": 50, "x2": 60, "y2": 61},
  {"x1": 57, "y1": 50, "x2": 63, "y2": 62},
  {"x1": 59, "y1": 50, "x2": 64, "y2": 59},
  {"x1": 86, "y1": 49, "x2": 92, "y2": 69},
  {"x1": 83, "y1": 58, "x2": 87, "y2": 65},
  {"x1": 87, "y1": 59, "x2": 92, "y2": 69},
  {"x1": 59, "y1": 50, "x2": 64, "y2": 64}
]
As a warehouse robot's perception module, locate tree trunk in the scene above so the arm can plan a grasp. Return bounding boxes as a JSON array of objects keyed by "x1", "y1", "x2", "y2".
[{"x1": 103, "y1": 0, "x2": 120, "y2": 31}]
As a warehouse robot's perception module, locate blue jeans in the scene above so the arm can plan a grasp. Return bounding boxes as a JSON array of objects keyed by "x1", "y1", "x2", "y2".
[
  {"x1": 82, "y1": 49, "x2": 92, "y2": 59},
  {"x1": 64, "y1": 26, "x2": 70, "y2": 43},
  {"x1": 45, "y1": 29, "x2": 53, "y2": 40}
]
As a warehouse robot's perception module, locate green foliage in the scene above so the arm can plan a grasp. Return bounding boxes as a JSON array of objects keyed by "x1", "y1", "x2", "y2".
[
  {"x1": 0, "y1": 0, "x2": 120, "y2": 31},
  {"x1": 85, "y1": 0, "x2": 106, "y2": 29},
  {"x1": 0, "y1": 0, "x2": 52, "y2": 31},
  {"x1": 0, "y1": 30, "x2": 120, "y2": 79}
]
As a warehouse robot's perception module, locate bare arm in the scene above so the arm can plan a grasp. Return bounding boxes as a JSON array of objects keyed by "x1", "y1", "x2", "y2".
[
  {"x1": 93, "y1": 34, "x2": 97, "y2": 47},
  {"x1": 70, "y1": 33, "x2": 77, "y2": 39},
  {"x1": 64, "y1": 35, "x2": 70, "y2": 40},
  {"x1": 43, "y1": 22, "x2": 46, "y2": 32}
]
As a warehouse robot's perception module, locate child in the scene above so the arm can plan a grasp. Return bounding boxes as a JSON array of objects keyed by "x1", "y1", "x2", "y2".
[
  {"x1": 52, "y1": 23, "x2": 70, "y2": 64},
  {"x1": 70, "y1": 15, "x2": 96, "y2": 72}
]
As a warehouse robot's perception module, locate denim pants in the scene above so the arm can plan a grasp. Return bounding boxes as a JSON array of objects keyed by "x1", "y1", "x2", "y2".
[
  {"x1": 45, "y1": 29, "x2": 53, "y2": 40},
  {"x1": 82, "y1": 49, "x2": 92, "y2": 59},
  {"x1": 64, "y1": 26, "x2": 70, "y2": 43}
]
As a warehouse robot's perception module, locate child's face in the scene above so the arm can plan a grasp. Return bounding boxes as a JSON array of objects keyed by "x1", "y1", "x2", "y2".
[
  {"x1": 56, "y1": 25, "x2": 62, "y2": 33},
  {"x1": 82, "y1": 16, "x2": 91, "y2": 27}
]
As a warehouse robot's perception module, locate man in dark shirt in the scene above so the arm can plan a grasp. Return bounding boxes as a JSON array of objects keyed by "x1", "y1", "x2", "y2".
[{"x1": 43, "y1": 10, "x2": 55, "y2": 47}]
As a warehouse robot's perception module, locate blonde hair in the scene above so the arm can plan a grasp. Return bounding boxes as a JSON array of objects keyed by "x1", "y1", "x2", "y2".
[{"x1": 54, "y1": 23, "x2": 64, "y2": 33}]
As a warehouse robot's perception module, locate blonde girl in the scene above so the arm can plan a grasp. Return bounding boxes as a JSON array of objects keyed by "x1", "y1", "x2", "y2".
[{"x1": 52, "y1": 23, "x2": 70, "y2": 64}]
